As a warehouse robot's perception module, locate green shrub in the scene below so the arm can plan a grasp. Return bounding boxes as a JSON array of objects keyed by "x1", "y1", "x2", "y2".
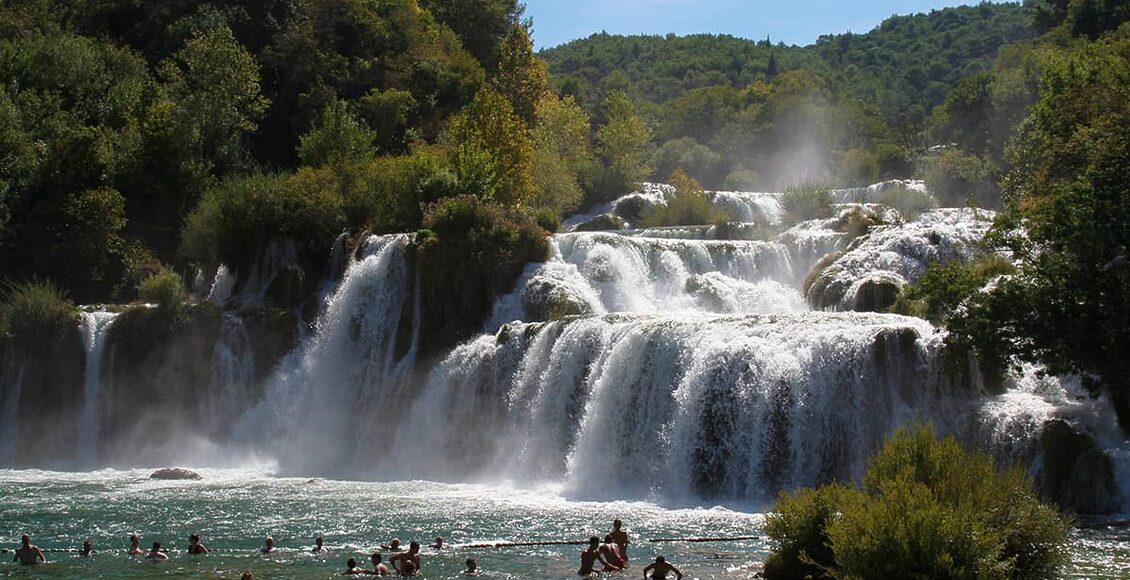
[
  {"x1": 138, "y1": 271, "x2": 188, "y2": 315},
  {"x1": 416, "y1": 195, "x2": 550, "y2": 354},
  {"x1": 764, "y1": 485, "x2": 847, "y2": 579},
  {"x1": 764, "y1": 425, "x2": 1070, "y2": 580},
  {"x1": 877, "y1": 185, "x2": 938, "y2": 218},
  {"x1": 181, "y1": 169, "x2": 346, "y2": 272},
  {"x1": 343, "y1": 145, "x2": 456, "y2": 233},
  {"x1": 723, "y1": 169, "x2": 760, "y2": 191},
  {"x1": 0, "y1": 280, "x2": 77, "y2": 341},
  {"x1": 897, "y1": 255, "x2": 1015, "y2": 323},
  {"x1": 642, "y1": 167, "x2": 727, "y2": 227},
  {"x1": 782, "y1": 182, "x2": 834, "y2": 223}
]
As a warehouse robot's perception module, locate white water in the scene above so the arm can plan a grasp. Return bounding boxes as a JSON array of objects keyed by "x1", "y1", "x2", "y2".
[
  {"x1": 239, "y1": 234, "x2": 420, "y2": 477},
  {"x1": 76, "y1": 311, "x2": 119, "y2": 465}
]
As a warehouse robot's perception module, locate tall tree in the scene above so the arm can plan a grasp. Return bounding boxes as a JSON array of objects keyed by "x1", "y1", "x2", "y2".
[
  {"x1": 492, "y1": 22, "x2": 550, "y2": 125},
  {"x1": 159, "y1": 25, "x2": 268, "y2": 176},
  {"x1": 595, "y1": 90, "x2": 652, "y2": 199},
  {"x1": 530, "y1": 93, "x2": 592, "y2": 216},
  {"x1": 444, "y1": 87, "x2": 535, "y2": 207}
]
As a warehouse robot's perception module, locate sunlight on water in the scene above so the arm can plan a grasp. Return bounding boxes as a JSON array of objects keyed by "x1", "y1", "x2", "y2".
[{"x1": 0, "y1": 468, "x2": 1123, "y2": 579}]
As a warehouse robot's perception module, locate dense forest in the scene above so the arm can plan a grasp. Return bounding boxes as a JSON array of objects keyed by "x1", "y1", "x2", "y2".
[{"x1": 1, "y1": 0, "x2": 1129, "y2": 430}]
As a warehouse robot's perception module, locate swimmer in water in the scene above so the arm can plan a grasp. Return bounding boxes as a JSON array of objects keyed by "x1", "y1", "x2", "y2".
[
  {"x1": 431, "y1": 536, "x2": 445, "y2": 550},
  {"x1": 260, "y1": 536, "x2": 276, "y2": 554},
  {"x1": 127, "y1": 534, "x2": 143, "y2": 555},
  {"x1": 369, "y1": 551, "x2": 391, "y2": 575},
  {"x1": 389, "y1": 541, "x2": 421, "y2": 576},
  {"x1": 642, "y1": 555, "x2": 683, "y2": 580},
  {"x1": 379, "y1": 538, "x2": 402, "y2": 552},
  {"x1": 610, "y1": 519, "x2": 629, "y2": 564},
  {"x1": 80, "y1": 540, "x2": 94, "y2": 557},
  {"x1": 600, "y1": 534, "x2": 625, "y2": 571},
  {"x1": 463, "y1": 557, "x2": 478, "y2": 574},
  {"x1": 145, "y1": 542, "x2": 168, "y2": 561},
  {"x1": 579, "y1": 536, "x2": 617, "y2": 575},
  {"x1": 13, "y1": 534, "x2": 46, "y2": 565},
  {"x1": 342, "y1": 557, "x2": 366, "y2": 575},
  {"x1": 187, "y1": 533, "x2": 209, "y2": 555},
  {"x1": 312, "y1": 536, "x2": 327, "y2": 554}
]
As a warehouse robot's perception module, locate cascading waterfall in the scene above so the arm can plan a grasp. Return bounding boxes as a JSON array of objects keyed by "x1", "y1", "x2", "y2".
[
  {"x1": 205, "y1": 312, "x2": 255, "y2": 438},
  {"x1": 384, "y1": 312, "x2": 954, "y2": 504},
  {"x1": 239, "y1": 234, "x2": 419, "y2": 477},
  {"x1": 76, "y1": 311, "x2": 118, "y2": 464}
]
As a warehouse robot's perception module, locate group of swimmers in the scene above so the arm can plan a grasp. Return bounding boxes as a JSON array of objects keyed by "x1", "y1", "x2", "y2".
[{"x1": 11, "y1": 520, "x2": 683, "y2": 578}]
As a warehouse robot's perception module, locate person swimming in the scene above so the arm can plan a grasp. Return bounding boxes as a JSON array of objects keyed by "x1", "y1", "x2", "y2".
[
  {"x1": 642, "y1": 555, "x2": 683, "y2": 580},
  {"x1": 431, "y1": 536, "x2": 445, "y2": 550},
  {"x1": 312, "y1": 536, "x2": 327, "y2": 554},
  {"x1": 463, "y1": 557, "x2": 478, "y2": 574},
  {"x1": 13, "y1": 534, "x2": 45, "y2": 565},
  {"x1": 369, "y1": 551, "x2": 391, "y2": 575},
  {"x1": 145, "y1": 542, "x2": 168, "y2": 561},
  {"x1": 600, "y1": 534, "x2": 625, "y2": 571},
  {"x1": 80, "y1": 540, "x2": 94, "y2": 557},
  {"x1": 188, "y1": 533, "x2": 209, "y2": 555},
  {"x1": 579, "y1": 536, "x2": 618, "y2": 575},
  {"x1": 389, "y1": 541, "x2": 421, "y2": 576},
  {"x1": 379, "y1": 538, "x2": 402, "y2": 552},
  {"x1": 127, "y1": 534, "x2": 143, "y2": 555},
  {"x1": 610, "y1": 519, "x2": 629, "y2": 563},
  {"x1": 342, "y1": 556, "x2": 366, "y2": 575},
  {"x1": 260, "y1": 536, "x2": 276, "y2": 554}
]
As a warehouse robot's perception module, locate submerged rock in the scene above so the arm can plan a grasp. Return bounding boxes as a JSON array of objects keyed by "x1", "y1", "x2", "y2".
[{"x1": 150, "y1": 467, "x2": 203, "y2": 480}]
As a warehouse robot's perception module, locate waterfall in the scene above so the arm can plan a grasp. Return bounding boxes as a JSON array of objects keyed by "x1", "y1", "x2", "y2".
[
  {"x1": 239, "y1": 234, "x2": 418, "y2": 477},
  {"x1": 205, "y1": 312, "x2": 255, "y2": 437},
  {"x1": 379, "y1": 312, "x2": 958, "y2": 503},
  {"x1": 76, "y1": 311, "x2": 118, "y2": 464}
]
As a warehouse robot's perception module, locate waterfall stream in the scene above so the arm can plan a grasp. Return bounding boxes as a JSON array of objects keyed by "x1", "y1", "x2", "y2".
[{"x1": 76, "y1": 311, "x2": 119, "y2": 465}]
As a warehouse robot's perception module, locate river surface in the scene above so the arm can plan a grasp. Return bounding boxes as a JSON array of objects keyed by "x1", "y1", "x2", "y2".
[{"x1": 1, "y1": 468, "x2": 1127, "y2": 579}]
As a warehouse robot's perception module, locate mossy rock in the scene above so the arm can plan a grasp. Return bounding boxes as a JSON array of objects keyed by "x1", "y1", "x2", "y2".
[
  {"x1": 852, "y1": 277, "x2": 903, "y2": 312},
  {"x1": 522, "y1": 278, "x2": 594, "y2": 322},
  {"x1": 1038, "y1": 420, "x2": 1120, "y2": 514},
  {"x1": 574, "y1": 213, "x2": 627, "y2": 232}
]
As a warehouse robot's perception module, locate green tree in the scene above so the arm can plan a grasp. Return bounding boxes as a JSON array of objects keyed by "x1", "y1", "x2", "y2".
[
  {"x1": 966, "y1": 29, "x2": 1130, "y2": 432},
  {"x1": 419, "y1": 0, "x2": 523, "y2": 72},
  {"x1": 765, "y1": 425, "x2": 1070, "y2": 580},
  {"x1": 298, "y1": 99, "x2": 377, "y2": 167},
  {"x1": 444, "y1": 87, "x2": 535, "y2": 207},
  {"x1": 159, "y1": 25, "x2": 268, "y2": 175},
  {"x1": 529, "y1": 94, "x2": 593, "y2": 216},
  {"x1": 595, "y1": 90, "x2": 652, "y2": 200},
  {"x1": 492, "y1": 23, "x2": 550, "y2": 125}
]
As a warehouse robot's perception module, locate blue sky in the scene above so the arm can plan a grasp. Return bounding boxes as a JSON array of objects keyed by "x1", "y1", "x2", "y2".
[{"x1": 523, "y1": 0, "x2": 983, "y2": 49}]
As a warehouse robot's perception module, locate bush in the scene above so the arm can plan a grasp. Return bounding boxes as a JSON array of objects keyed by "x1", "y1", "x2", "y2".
[
  {"x1": 138, "y1": 271, "x2": 188, "y2": 315},
  {"x1": 416, "y1": 195, "x2": 550, "y2": 354},
  {"x1": 897, "y1": 255, "x2": 1015, "y2": 323},
  {"x1": 764, "y1": 485, "x2": 847, "y2": 579},
  {"x1": 763, "y1": 425, "x2": 1070, "y2": 580},
  {"x1": 877, "y1": 185, "x2": 938, "y2": 218},
  {"x1": 343, "y1": 145, "x2": 456, "y2": 233},
  {"x1": 641, "y1": 168, "x2": 727, "y2": 227},
  {"x1": 782, "y1": 182, "x2": 834, "y2": 223},
  {"x1": 0, "y1": 280, "x2": 77, "y2": 342},
  {"x1": 723, "y1": 169, "x2": 760, "y2": 191},
  {"x1": 181, "y1": 169, "x2": 346, "y2": 272}
]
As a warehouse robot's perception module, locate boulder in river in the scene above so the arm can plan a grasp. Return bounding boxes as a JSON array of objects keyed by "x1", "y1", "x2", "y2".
[{"x1": 149, "y1": 467, "x2": 203, "y2": 480}]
